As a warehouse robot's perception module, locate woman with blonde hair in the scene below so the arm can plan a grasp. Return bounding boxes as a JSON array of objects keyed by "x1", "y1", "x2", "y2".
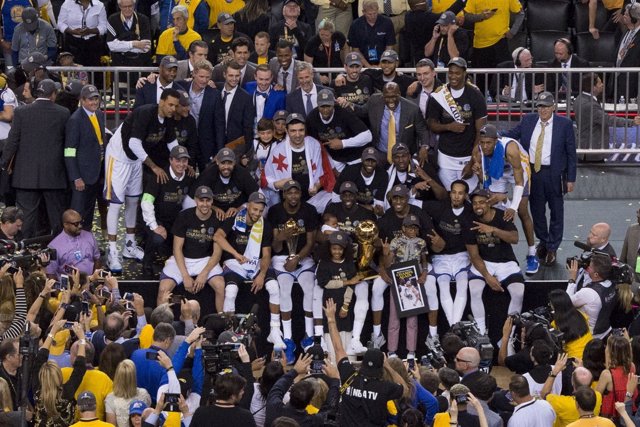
[
  {"x1": 33, "y1": 319, "x2": 87, "y2": 426},
  {"x1": 105, "y1": 359, "x2": 151, "y2": 427},
  {"x1": 0, "y1": 376, "x2": 23, "y2": 423}
]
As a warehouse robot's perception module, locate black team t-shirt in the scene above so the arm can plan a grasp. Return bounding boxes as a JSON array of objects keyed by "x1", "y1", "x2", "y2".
[
  {"x1": 171, "y1": 208, "x2": 219, "y2": 259},
  {"x1": 324, "y1": 202, "x2": 376, "y2": 236},
  {"x1": 220, "y1": 215, "x2": 274, "y2": 263},
  {"x1": 305, "y1": 106, "x2": 370, "y2": 163},
  {"x1": 192, "y1": 164, "x2": 259, "y2": 211},
  {"x1": 423, "y1": 200, "x2": 474, "y2": 255},
  {"x1": 316, "y1": 258, "x2": 356, "y2": 331},
  {"x1": 333, "y1": 74, "x2": 374, "y2": 106},
  {"x1": 337, "y1": 357, "x2": 404, "y2": 427},
  {"x1": 334, "y1": 164, "x2": 388, "y2": 206},
  {"x1": 267, "y1": 201, "x2": 319, "y2": 256},
  {"x1": 122, "y1": 104, "x2": 175, "y2": 168},
  {"x1": 290, "y1": 148, "x2": 311, "y2": 200},
  {"x1": 464, "y1": 208, "x2": 518, "y2": 263},
  {"x1": 426, "y1": 83, "x2": 487, "y2": 158},
  {"x1": 143, "y1": 168, "x2": 195, "y2": 226},
  {"x1": 378, "y1": 206, "x2": 434, "y2": 241}
]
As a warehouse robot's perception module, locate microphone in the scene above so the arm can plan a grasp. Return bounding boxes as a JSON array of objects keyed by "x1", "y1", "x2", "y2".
[
  {"x1": 243, "y1": 304, "x2": 259, "y2": 331},
  {"x1": 573, "y1": 240, "x2": 592, "y2": 252}
]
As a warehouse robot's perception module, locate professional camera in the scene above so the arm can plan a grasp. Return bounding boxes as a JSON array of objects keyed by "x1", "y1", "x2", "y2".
[
  {"x1": 450, "y1": 320, "x2": 494, "y2": 362},
  {"x1": 0, "y1": 235, "x2": 57, "y2": 270},
  {"x1": 422, "y1": 338, "x2": 446, "y2": 369},
  {"x1": 511, "y1": 306, "x2": 564, "y2": 352},
  {"x1": 568, "y1": 240, "x2": 632, "y2": 285},
  {"x1": 202, "y1": 343, "x2": 241, "y2": 374},
  {"x1": 510, "y1": 306, "x2": 553, "y2": 329}
]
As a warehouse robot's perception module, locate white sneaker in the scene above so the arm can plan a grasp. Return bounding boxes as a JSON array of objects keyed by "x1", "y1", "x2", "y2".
[
  {"x1": 347, "y1": 339, "x2": 368, "y2": 356},
  {"x1": 122, "y1": 240, "x2": 144, "y2": 261},
  {"x1": 267, "y1": 327, "x2": 286, "y2": 350},
  {"x1": 108, "y1": 250, "x2": 123, "y2": 274}
]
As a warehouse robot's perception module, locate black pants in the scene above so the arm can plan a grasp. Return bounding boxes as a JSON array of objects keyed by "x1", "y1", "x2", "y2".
[
  {"x1": 472, "y1": 38, "x2": 511, "y2": 96},
  {"x1": 16, "y1": 188, "x2": 67, "y2": 238},
  {"x1": 70, "y1": 180, "x2": 101, "y2": 231},
  {"x1": 143, "y1": 226, "x2": 173, "y2": 265}
]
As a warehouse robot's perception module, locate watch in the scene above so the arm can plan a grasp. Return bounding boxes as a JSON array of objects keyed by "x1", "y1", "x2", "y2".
[{"x1": 626, "y1": 392, "x2": 633, "y2": 399}]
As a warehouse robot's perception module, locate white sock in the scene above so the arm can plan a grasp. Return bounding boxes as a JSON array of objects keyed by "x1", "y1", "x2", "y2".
[
  {"x1": 108, "y1": 241, "x2": 117, "y2": 252},
  {"x1": 304, "y1": 316, "x2": 314, "y2": 338},
  {"x1": 528, "y1": 245, "x2": 536, "y2": 256},
  {"x1": 408, "y1": 352, "x2": 415, "y2": 359},
  {"x1": 429, "y1": 326, "x2": 438, "y2": 337},
  {"x1": 282, "y1": 319, "x2": 292, "y2": 340},
  {"x1": 314, "y1": 325, "x2": 324, "y2": 337},
  {"x1": 125, "y1": 233, "x2": 135, "y2": 244},
  {"x1": 270, "y1": 313, "x2": 280, "y2": 325},
  {"x1": 106, "y1": 203, "x2": 121, "y2": 236},
  {"x1": 352, "y1": 320, "x2": 364, "y2": 343},
  {"x1": 373, "y1": 324, "x2": 381, "y2": 337}
]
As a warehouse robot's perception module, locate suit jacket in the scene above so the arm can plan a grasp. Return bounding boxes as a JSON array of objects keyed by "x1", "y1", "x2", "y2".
[
  {"x1": 285, "y1": 84, "x2": 331, "y2": 118},
  {"x1": 502, "y1": 112, "x2": 577, "y2": 183},
  {"x1": 217, "y1": 84, "x2": 255, "y2": 147},
  {"x1": 1, "y1": 100, "x2": 70, "y2": 189},
  {"x1": 243, "y1": 81, "x2": 286, "y2": 120},
  {"x1": 549, "y1": 54, "x2": 590, "y2": 97},
  {"x1": 615, "y1": 29, "x2": 640, "y2": 100},
  {"x1": 175, "y1": 80, "x2": 226, "y2": 168},
  {"x1": 406, "y1": 80, "x2": 442, "y2": 149},
  {"x1": 357, "y1": 94, "x2": 427, "y2": 155},
  {"x1": 134, "y1": 81, "x2": 169, "y2": 108},
  {"x1": 620, "y1": 223, "x2": 640, "y2": 272},
  {"x1": 64, "y1": 107, "x2": 106, "y2": 185},
  {"x1": 268, "y1": 58, "x2": 321, "y2": 94},
  {"x1": 493, "y1": 61, "x2": 545, "y2": 101},
  {"x1": 212, "y1": 62, "x2": 256, "y2": 86},
  {"x1": 176, "y1": 59, "x2": 191, "y2": 81}
]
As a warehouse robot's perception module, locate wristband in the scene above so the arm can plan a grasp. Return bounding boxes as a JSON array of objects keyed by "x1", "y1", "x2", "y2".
[
  {"x1": 39, "y1": 294, "x2": 47, "y2": 299},
  {"x1": 79, "y1": 339, "x2": 86, "y2": 345},
  {"x1": 549, "y1": 373, "x2": 557, "y2": 378},
  {"x1": 167, "y1": 366, "x2": 174, "y2": 372},
  {"x1": 47, "y1": 333, "x2": 55, "y2": 340},
  {"x1": 626, "y1": 392, "x2": 633, "y2": 398}
]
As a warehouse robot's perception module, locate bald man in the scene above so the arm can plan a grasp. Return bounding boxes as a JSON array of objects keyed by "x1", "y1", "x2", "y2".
[
  {"x1": 455, "y1": 347, "x2": 484, "y2": 386},
  {"x1": 46, "y1": 209, "x2": 101, "y2": 278},
  {"x1": 587, "y1": 222, "x2": 616, "y2": 257}
]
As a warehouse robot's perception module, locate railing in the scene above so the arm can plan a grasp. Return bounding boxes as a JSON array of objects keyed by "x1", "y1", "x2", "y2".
[{"x1": 47, "y1": 65, "x2": 640, "y2": 156}]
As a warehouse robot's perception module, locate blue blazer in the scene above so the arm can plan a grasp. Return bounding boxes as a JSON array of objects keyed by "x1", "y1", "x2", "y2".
[
  {"x1": 133, "y1": 82, "x2": 160, "y2": 109},
  {"x1": 176, "y1": 80, "x2": 226, "y2": 168},
  {"x1": 502, "y1": 113, "x2": 577, "y2": 182},
  {"x1": 64, "y1": 107, "x2": 105, "y2": 185},
  {"x1": 216, "y1": 84, "x2": 255, "y2": 147},
  {"x1": 243, "y1": 81, "x2": 286, "y2": 120},
  {"x1": 285, "y1": 84, "x2": 332, "y2": 118}
]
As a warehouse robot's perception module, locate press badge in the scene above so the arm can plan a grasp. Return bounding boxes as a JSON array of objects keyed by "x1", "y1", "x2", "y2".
[
  {"x1": 74, "y1": 250, "x2": 83, "y2": 261},
  {"x1": 368, "y1": 47, "x2": 378, "y2": 62}
]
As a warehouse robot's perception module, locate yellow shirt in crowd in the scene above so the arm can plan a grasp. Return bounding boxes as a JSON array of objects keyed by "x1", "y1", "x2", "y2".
[
  {"x1": 464, "y1": 0, "x2": 522, "y2": 48},
  {"x1": 156, "y1": 28, "x2": 202, "y2": 56},
  {"x1": 546, "y1": 391, "x2": 603, "y2": 427},
  {"x1": 61, "y1": 368, "x2": 114, "y2": 421}
]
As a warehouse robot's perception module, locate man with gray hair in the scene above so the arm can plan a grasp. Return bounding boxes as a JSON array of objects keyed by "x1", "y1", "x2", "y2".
[
  {"x1": 285, "y1": 61, "x2": 332, "y2": 118},
  {"x1": 106, "y1": 0, "x2": 153, "y2": 67},
  {"x1": 71, "y1": 391, "x2": 112, "y2": 426},
  {"x1": 155, "y1": 5, "x2": 201, "y2": 61}
]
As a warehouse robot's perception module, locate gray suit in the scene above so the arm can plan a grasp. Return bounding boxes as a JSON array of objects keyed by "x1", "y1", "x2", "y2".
[
  {"x1": 1, "y1": 99, "x2": 70, "y2": 237},
  {"x1": 621, "y1": 222, "x2": 640, "y2": 278},
  {"x1": 212, "y1": 62, "x2": 256, "y2": 86},
  {"x1": 573, "y1": 92, "x2": 638, "y2": 161},
  {"x1": 355, "y1": 94, "x2": 428, "y2": 157},
  {"x1": 268, "y1": 58, "x2": 321, "y2": 93},
  {"x1": 176, "y1": 59, "x2": 191, "y2": 81}
]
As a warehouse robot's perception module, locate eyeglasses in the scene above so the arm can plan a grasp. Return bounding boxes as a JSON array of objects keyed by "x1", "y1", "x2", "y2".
[
  {"x1": 455, "y1": 357, "x2": 471, "y2": 364},
  {"x1": 66, "y1": 221, "x2": 82, "y2": 227}
]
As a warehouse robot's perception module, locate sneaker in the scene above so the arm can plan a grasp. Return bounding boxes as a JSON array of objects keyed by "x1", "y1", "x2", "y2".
[
  {"x1": 370, "y1": 332, "x2": 386, "y2": 349},
  {"x1": 108, "y1": 250, "x2": 122, "y2": 274},
  {"x1": 283, "y1": 338, "x2": 297, "y2": 365},
  {"x1": 300, "y1": 335, "x2": 314, "y2": 352},
  {"x1": 267, "y1": 328, "x2": 286, "y2": 351},
  {"x1": 122, "y1": 240, "x2": 144, "y2": 261},
  {"x1": 388, "y1": 352, "x2": 398, "y2": 358},
  {"x1": 525, "y1": 255, "x2": 540, "y2": 275},
  {"x1": 425, "y1": 334, "x2": 440, "y2": 350},
  {"x1": 347, "y1": 339, "x2": 368, "y2": 356}
]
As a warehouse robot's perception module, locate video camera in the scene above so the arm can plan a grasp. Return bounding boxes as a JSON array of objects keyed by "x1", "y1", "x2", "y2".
[
  {"x1": 0, "y1": 235, "x2": 57, "y2": 271},
  {"x1": 422, "y1": 339, "x2": 447, "y2": 369},
  {"x1": 567, "y1": 240, "x2": 633, "y2": 285},
  {"x1": 510, "y1": 306, "x2": 564, "y2": 352},
  {"x1": 450, "y1": 319, "x2": 493, "y2": 362},
  {"x1": 202, "y1": 343, "x2": 241, "y2": 374}
]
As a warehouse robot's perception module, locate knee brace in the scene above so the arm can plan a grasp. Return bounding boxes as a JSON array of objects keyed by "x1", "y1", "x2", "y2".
[
  {"x1": 124, "y1": 196, "x2": 139, "y2": 228},
  {"x1": 371, "y1": 277, "x2": 388, "y2": 311},
  {"x1": 424, "y1": 275, "x2": 439, "y2": 311},
  {"x1": 223, "y1": 284, "x2": 239, "y2": 313},
  {"x1": 277, "y1": 274, "x2": 295, "y2": 313},
  {"x1": 353, "y1": 282, "x2": 369, "y2": 321},
  {"x1": 298, "y1": 271, "x2": 315, "y2": 312},
  {"x1": 265, "y1": 279, "x2": 280, "y2": 305},
  {"x1": 312, "y1": 283, "x2": 324, "y2": 319},
  {"x1": 106, "y1": 202, "x2": 122, "y2": 235}
]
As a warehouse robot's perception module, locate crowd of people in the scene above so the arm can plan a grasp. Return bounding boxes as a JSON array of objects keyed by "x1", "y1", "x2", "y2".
[{"x1": 0, "y1": 0, "x2": 640, "y2": 425}]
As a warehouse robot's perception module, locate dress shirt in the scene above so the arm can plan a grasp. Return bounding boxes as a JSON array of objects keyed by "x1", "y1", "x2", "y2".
[
  {"x1": 529, "y1": 116, "x2": 553, "y2": 167},
  {"x1": 365, "y1": 0, "x2": 408, "y2": 16},
  {"x1": 188, "y1": 85, "x2": 205, "y2": 125},
  {"x1": 254, "y1": 87, "x2": 270, "y2": 122},
  {"x1": 279, "y1": 61, "x2": 295, "y2": 92},
  {"x1": 301, "y1": 85, "x2": 318, "y2": 114},
  {"x1": 58, "y1": 0, "x2": 107, "y2": 39},
  {"x1": 617, "y1": 27, "x2": 640, "y2": 66},
  {"x1": 511, "y1": 68, "x2": 526, "y2": 100},
  {"x1": 507, "y1": 398, "x2": 556, "y2": 427},
  {"x1": 419, "y1": 90, "x2": 430, "y2": 117},
  {"x1": 222, "y1": 85, "x2": 238, "y2": 124},
  {"x1": 155, "y1": 79, "x2": 173, "y2": 104},
  {"x1": 379, "y1": 104, "x2": 401, "y2": 153}
]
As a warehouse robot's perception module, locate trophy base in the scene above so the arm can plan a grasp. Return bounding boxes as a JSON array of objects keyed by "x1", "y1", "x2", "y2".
[{"x1": 358, "y1": 269, "x2": 380, "y2": 281}]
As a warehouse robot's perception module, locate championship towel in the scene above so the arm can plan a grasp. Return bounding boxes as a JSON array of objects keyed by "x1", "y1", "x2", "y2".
[
  {"x1": 224, "y1": 208, "x2": 264, "y2": 279},
  {"x1": 481, "y1": 141, "x2": 505, "y2": 189},
  {"x1": 432, "y1": 85, "x2": 464, "y2": 124}
]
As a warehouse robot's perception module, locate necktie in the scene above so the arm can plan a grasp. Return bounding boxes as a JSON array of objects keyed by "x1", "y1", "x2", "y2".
[
  {"x1": 256, "y1": 91, "x2": 267, "y2": 99},
  {"x1": 282, "y1": 71, "x2": 289, "y2": 92},
  {"x1": 383, "y1": 0, "x2": 393, "y2": 15},
  {"x1": 534, "y1": 121, "x2": 547, "y2": 172},
  {"x1": 222, "y1": 90, "x2": 229, "y2": 104},
  {"x1": 387, "y1": 111, "x2": 396, "y2": 163},
  {"x1": 305, "y1": 93, "x2": 313, "y2": 115},
  {"x1": 561, "y1": 63, "x2": 568, "y2": 91},
  {"x1": 89, "y1": 114, "x2": 103, "y2": 146}
]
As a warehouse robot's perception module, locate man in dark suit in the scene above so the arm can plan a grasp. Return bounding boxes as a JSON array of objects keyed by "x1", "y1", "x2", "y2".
[
  {"x1": 286, "y1": 61, "x2": 331, "y2": 118},
  {"x1": 175, "y1": 59, "x2": 226, "y2": 170},
  {"x1": 1, "y1": 79, "x2": 70, "y2": 237},
  {"x1": 495, "y1": 48, "x2": 545, "y2": 102},
  {"x1": 269, "y1": 40, "x2": 302, "y2": 94},
  {"x1": 64, "y1": 85, "x2": 106, "y2": 231},
  {"x1": 354, "y1": 81, "x2": 428, "y2": 165},
  {"x1": 620, "y1": 208, "x2": 640, "y2": 281},
  {"x1": 244, "y1": 64, "x2": 286, "y2": 123},
  {"x1": 219, "y1": 60, "x2": 255, "y2": 151},
  {"x1": 548, "y1": 38, "x2": 590, "y2": 98},
  {"x1": 502, "y1": 92, "x2": 577, "y2": 266},
  {"x1": 573, "y1": 73, "x2": 640, "y2": 162},
  {"x1": 212, "y1": 37, "x2": 256, "y2": 86},
  {"x1": 614, "y1": 4, "x2": 640, "y2": 100},
  {"x1": 134, "y1": 55, "x2": 178, "y2": 108}
]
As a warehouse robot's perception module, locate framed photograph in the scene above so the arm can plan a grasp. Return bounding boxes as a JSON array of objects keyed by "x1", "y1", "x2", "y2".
[{"x1": 390, "y1": 260, "x2": 429, "y2": 318}]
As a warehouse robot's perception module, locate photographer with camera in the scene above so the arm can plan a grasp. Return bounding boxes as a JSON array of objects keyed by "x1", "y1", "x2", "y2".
[
  {"x1": 265, "y1": 353, "x2": 340, "y2": 426},
  {"x1": 191, "y1": 371, "x2": 257, "y2": 427},
  {"x1": 567, "y1": 253, "x2": 616, "y2": 339}
]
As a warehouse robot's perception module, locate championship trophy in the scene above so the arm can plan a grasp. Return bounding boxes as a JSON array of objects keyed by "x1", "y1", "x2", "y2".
[
  {"x1": 354, "y1": 220, "x2": 379, "y2": 280},
  {"x1": 284, "y1": 218, "x2": 302, "y2": 261}
]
